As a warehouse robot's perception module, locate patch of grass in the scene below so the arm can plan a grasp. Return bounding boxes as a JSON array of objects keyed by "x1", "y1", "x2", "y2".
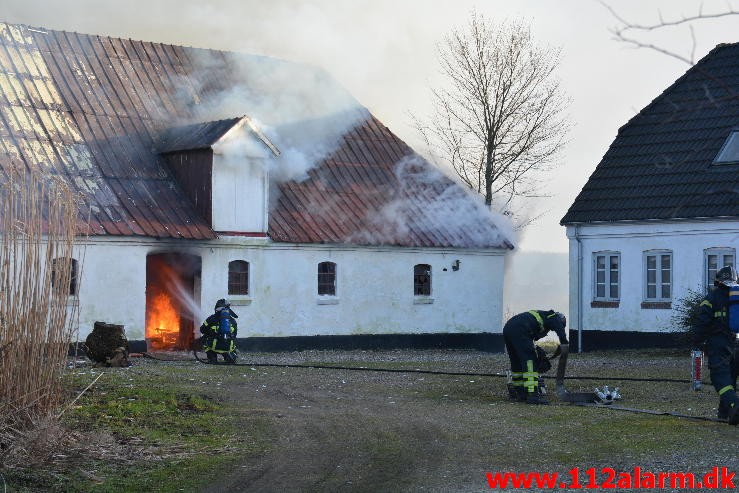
[{"x1": 2, "y1": 362, "x2": 275, "y2": 492}]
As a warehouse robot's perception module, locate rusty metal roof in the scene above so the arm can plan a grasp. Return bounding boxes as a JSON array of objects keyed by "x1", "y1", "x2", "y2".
[
  {"x1": 0, "y1": 22, "x2": 511, "y2": 248},
  {"x1": 158, "y1": 118, "x2": 242, "y2": 153}
]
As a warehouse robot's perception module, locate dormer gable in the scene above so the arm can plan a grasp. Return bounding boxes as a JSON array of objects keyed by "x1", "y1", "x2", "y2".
[{"x1": 158, "y1": 117, "x2": 280, "y2": 235}]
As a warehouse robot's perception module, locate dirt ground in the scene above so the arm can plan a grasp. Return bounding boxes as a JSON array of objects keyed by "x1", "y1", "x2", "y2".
[{"x1": 190, "y1": 349, "x2": 738, "y2": 493}]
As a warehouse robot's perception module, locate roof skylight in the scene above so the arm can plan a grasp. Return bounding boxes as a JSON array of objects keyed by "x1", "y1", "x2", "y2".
[{"x1": 714, "y1": 130, "x2": 739, "y2": 164}]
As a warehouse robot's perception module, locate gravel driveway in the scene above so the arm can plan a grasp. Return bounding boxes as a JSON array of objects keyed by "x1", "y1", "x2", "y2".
[{"x1": 197, "y1": 349, "x2": 738, "y2": 492}]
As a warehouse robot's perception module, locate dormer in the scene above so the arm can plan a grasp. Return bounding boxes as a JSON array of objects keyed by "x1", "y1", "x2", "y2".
[{"x1": 158, "y1": 117, "x2": 280, "y2": 235}]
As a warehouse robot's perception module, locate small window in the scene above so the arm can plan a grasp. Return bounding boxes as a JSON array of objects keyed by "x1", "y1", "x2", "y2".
[
  {"x1": 714, "y1": 130, "x2": 739, "y2": 164},
  {"x1": 644, "y1": 251, "x2": 672, "y2": 301},
  {"x1": 414, "y1": 264, "x2": 431, "y2": 296},
  {"x1": 705, "y1": 248, "x2": 735, "y2": 289},
  {"x1": 593, "y1": 252, "x2": 620, "y2": 301},
  {"x1": 317, "y1": 261, "x2": 336, "y2": 296},
  {"x1": 228, "y1": 260, "x2": 249, "y2": 295},
  {"x1": 51, "y1": 257, "x2": 78, "y2": 296}
]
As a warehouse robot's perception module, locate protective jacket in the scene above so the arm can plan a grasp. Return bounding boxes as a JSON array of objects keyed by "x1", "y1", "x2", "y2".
[
  {"x1": 695, "y1": 286, "x2": 731, "y2": 340},
  {"x1": 200, "y1": 313, "x2": 237, "y2": 354},
  {"x1": 523, "y1": 310, "x2": 568, "y2": 344}
]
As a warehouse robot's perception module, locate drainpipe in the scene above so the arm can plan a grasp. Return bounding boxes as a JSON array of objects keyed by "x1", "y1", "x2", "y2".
[{"x1": 575, "y1": 225, "x2": 583, "y2": 353}]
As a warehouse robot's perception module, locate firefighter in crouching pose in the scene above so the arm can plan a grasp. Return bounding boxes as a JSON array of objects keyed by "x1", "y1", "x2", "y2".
[
  {"x1": 694, "y1": 266, "x2": 739, "y2": 425},
  {"x1": 504, "y1": 310, "x2": 568, "y2": 405},
  {"x1": 199, "y1": 298, "x2": 238, "y2": 364}
]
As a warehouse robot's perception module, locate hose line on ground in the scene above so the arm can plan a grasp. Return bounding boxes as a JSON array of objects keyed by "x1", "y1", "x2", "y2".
[{"x1": 138, "y1": 351, "x2": 703, "y2": 385}]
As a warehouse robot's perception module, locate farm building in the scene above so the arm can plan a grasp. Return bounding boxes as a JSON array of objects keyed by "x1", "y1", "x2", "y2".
[
  {"x1": 562, "y1": 42, "x2": 739, "y2": 351},
  {"x1": 0, "y1": 22, "x2": 513, "y2": 351}
]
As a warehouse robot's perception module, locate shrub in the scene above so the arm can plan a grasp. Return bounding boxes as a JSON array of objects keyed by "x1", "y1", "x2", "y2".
[{"x1": 669, "y1": 288, "x2": 706, "y2": 346}]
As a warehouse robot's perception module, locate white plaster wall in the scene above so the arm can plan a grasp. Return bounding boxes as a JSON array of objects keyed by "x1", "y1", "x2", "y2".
[
  {"x1": 211, "y1": 154, "x2": 268, "y2": 232},
  {"x1": 71, "y1": 237, "x2": 506, "y2": 341},
  {"x1": 566, "y1": 220, "x2": 739, "y2": 333}
]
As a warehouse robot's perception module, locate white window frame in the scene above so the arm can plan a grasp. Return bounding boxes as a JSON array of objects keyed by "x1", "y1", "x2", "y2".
[
  {"x1": 317, "y1": 261, "x2": 337, "y2": 297},
  {"x1": 316, "y1": 261, "x2": 339, "y2": 305},
  {"x1": 643, "y1": 250, "x2": 672, "y2": 302},
  {"x1": 713, "y1": 129, "x2": 739, "y2": 165},
  {"x1": 704, "y1": 248, "x2": 736, "y2": 289},
  {"x1": 592, "y1": 251, "x2": 620, "y2": 301},
  {"x1": 51, "y1": 256, "x2": 79, "y2": 297},
  {"x1": 413, "y1": 263, "x2": 433, "y2": 304},
  {"x1": 227, "y1": 260, "x2": 250, "y2": 296}
]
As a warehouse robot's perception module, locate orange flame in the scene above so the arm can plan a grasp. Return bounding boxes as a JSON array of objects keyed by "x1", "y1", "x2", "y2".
[{"x1": 146, "y1": 292, "x2": 181, "y2": 350}]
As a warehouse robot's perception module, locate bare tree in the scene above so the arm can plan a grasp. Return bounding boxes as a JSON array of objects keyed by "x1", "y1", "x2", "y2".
[
  {"x1": 416, "y1": 13, "x2": 570, "y2": 213},
  {"x1": 602, "y1": 1, "x2": 739, "y2": 66}
]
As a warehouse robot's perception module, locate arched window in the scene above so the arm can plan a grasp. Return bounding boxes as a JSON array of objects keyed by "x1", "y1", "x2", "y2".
[
  {"x1": 317, "y1": 261, "x2": 336, "y2": 296},
  {"x1": 414, "y1": 264, "x2": 431, "y2": 296},
  {"x1": 228, "y1": 260, "x2": 249, "y2": 295},
  {"x1": 52, "y1": 257, "x2": 78, "y2": 295}
]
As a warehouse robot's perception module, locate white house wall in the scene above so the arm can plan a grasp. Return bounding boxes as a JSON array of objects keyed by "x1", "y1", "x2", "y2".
[
  {"x1": 567, "y1": 220, "x2": 739, "y2": 334},
  {"x1": 71, "y1": 237, "x2": 506, "y2": 342}
]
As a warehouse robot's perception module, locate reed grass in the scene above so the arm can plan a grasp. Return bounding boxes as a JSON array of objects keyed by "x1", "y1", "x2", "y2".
[{"x1": 0, "y1": 168, "x2": 80, "y2": 466}]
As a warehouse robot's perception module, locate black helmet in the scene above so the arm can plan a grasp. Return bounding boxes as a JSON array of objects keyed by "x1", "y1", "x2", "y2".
[
  {"x1": 214, "y1": 298, "x2": 230, "y2": 311},
  {"x1": 715, "y1": 266, "x2": 738, "y2": 287},
  {"x1": 546, "y1": 311, "x2": 566, "y2": 329}
]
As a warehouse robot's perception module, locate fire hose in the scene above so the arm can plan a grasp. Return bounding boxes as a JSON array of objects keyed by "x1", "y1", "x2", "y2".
[
  {"x1": 140, "y1": 351, "x2": 700, "y2": 383},
  {"x1": 139, "y1": 347, "x2": 729, "y2": 424}
]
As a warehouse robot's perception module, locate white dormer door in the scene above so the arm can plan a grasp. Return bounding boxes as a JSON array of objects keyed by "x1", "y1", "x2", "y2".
[{"x1": 211, "y1": 154, "x2": 268, "y2": 233}]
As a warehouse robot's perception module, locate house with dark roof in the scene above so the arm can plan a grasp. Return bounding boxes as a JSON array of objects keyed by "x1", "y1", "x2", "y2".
[
  {"x1": 0, "y1": 22, "x2": 513, "y2": 351},
  {"x1": 562, "y1": 42, "x2": 739, "y2": 351}
]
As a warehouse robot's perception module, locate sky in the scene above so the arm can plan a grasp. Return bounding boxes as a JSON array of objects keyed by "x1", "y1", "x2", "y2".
[
  {"x1": 3, "y1": 0, "x2": 738, "y2": 318},
  {"x1": 1, "y1": 0, "x2": 737, "y2": 254}
]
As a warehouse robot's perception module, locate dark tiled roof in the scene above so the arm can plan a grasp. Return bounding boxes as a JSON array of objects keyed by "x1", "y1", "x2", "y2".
[
  {"x1": 0, "y1": 22, "x2": 510, "y2": 248},
  {"x1": 562, "y1": 42, "x2": 739, "y2": 224}
]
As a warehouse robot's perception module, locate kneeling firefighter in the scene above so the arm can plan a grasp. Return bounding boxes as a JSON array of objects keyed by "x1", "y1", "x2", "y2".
[
  {"x1": 503, "y1": 310, "x2": 568, "y2": 405},
  {"x1": 199, "y1": 299, "x2": 238, "y2": 364}
]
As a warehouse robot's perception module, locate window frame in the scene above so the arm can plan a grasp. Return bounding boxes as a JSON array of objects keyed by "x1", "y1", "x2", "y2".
[
  {"x1": 713, "y1": 129, "x2": 739, "y2": 165},
  {"x1": 51, "y1": 257, "x2": 78, "y2": 296},
  {"x1": 643, "y1": 250, "x2": 673, "y2": 302},
  {"x1": 317, "y1": 261, "x2": 337, "y2": 297},
  {"x1": 413, "y1": 263, "x2": 432, "y2": 297},
  {"x1": 704, "y1": 248, "x2": 736, "y2": 289},
  {"x1": 592, "y1": 251, "x2": 620, "y2": 302},
  {"x1": 227, "y1": 260, "x2": 249, "y2": 296}
]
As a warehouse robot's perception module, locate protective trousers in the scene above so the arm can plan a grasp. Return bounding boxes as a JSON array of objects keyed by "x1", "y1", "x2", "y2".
[
  {"x1": 504, "y1": 326, "x2": 541, "y2": 397},
  {"x1": 707, "y1": 333, "x2": 739, "y2": 408}
]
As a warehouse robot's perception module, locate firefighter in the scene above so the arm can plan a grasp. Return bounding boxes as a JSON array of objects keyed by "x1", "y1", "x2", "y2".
[
  {"x1": 503, "y1": 310, "x2": 568, "y2": 405},
  {"x1": 199, "y1": 298, "x2": 238, "y2": 364},
  {"x1": 694, "y1": 266, "x2": 739, "y2": 425}
]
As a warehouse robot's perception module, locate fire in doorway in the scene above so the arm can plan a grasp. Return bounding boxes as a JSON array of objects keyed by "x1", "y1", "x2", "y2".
[{"x1": 145, "y1": 253, "x2": 202, "y2": 351}]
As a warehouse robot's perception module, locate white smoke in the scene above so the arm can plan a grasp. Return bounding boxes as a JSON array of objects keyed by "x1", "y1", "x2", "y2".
[
  {"x1": 171, "y1": 49, "x2": 369, "y2": 185},
  {"x1": 350, "y1": 155, "x2": 517, "y2": 248}
]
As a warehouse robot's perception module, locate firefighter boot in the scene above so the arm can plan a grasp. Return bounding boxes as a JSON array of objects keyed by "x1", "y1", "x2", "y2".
[
  {"x1": 507, "y1": 384, "x2": 528, "y2": 402},
  {"x1": 525, "y1": 383, "x2": 549, "y2": 405},
  {"x1": 506, "y1": 372, "x2": 527, "y2": 401},
  {"x1": 506, "y1": 383, "x2": 517, "y2": 400},
  {"x1": 728, "y1": 403, "x2": 739, "y2": 426},
  {"x1": 718, "y1": 400, "x2": 729, "y2": 420}
]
